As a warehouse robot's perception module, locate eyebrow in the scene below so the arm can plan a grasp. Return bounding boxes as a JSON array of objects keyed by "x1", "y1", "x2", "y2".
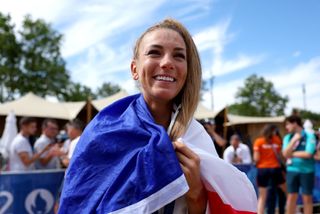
[{"x1": 148, "y1": 44, "x2": 186, "y2": 52}]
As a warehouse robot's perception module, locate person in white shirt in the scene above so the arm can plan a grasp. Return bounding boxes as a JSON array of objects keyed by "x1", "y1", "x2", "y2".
[
  {"x1": 61, "y1": 119, "x2": 85, "y2": 168},
  {"x1": 34, "y1": 119, "x2": 62, "y2": 170},
  {"x1": 9, "y1": 117, "x2": 50, "y2": 171},
  {"x1": 223, "y1": 134, "x2": 252, "y2": 164}
]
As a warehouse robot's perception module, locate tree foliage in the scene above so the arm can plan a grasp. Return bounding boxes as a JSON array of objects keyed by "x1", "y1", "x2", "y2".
[
  {"x1": 60, "y1": 82, "x2": 96, "y2": 101},
  {"x1": 294, "y1": 108, "x2": 320, "y2": 128},
  {"x1": 95, "y1": 82, "x2": 121, "y2": 99},
  {"x1": 0, "y1": 13, "x2": 22, "y2": 102},
  {"x1": 18, "y1": 15, "x2": 69, "y2": 98},
  {"x1": 229, "y1": 74, "x2": 288, "y2": 116},
  {"x1": 0, "y1": 12, "x2": 121, "y2": 102}
]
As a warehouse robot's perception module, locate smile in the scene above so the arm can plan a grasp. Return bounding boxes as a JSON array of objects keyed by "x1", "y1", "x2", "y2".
[{"x1": 153, "y1": 75, "x2": 176, "y2": 82}]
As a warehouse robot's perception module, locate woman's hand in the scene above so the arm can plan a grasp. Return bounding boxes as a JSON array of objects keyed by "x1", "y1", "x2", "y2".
[{"x1": 173, "y1": 140, "x2": 207, "y2": 214}]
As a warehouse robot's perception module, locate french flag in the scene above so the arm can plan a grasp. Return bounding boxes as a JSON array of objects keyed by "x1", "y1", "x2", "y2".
[{"x1": 59, "y1": 94, "x2": 257, "y2": 214}]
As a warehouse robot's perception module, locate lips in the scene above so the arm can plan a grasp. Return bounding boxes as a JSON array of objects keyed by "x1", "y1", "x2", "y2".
[{"x1": 153, "y1": 75, "x2": 176, "y2": 82}]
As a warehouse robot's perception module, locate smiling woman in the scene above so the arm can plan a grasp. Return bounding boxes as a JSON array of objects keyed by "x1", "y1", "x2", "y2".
[{"x1": 58, "y1": 19, "x2": 257, "y2": 214}]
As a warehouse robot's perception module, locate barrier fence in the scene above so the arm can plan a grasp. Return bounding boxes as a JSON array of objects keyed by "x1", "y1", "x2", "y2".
[
  {"x1": 0, "y1": 170, "x2": 64, "y2": 214},
  {"x1": 0, "y1": 162, "x2": 319, "y2": 213},
  {"x1": 234, "y1": 161, "x2": 320, "y2": 205}
]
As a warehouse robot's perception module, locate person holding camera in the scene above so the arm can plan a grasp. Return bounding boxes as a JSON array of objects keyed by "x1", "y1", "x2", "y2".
[{"x1": 202, "y1": 119, "x2": 226, "y2": 158}]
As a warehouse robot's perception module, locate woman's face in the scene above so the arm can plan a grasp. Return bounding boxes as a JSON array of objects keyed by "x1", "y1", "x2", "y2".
[{"x1": 131, "y1": 28, "x2": 187, "y2": 103}]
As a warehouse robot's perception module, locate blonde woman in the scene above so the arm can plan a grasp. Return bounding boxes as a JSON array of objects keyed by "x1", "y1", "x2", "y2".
[{"x1": 59, "y1": 19, "x2": 257, "y2": 214}]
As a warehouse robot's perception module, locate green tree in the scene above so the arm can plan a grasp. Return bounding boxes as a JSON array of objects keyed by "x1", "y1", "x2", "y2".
[
  {"x1": 229, "y1": 74, "x2": 288, "y2": 116},
  {"x1": 95, "y1": 82, "x2": 120, "y2": 99},
  {"x1": 61, "y1": 82, "x2": 96, "y2": 102},
  {"x1": 294, "y1": 108, "x2": 320, "y2": 129},
  {"x1": 18, "y1": 15, "x2": 69, "y2": 98},
  {"x1": 0, "y1": 12, "x2": 121, "y2": 102},
  {"x1": 0, "y1": 13, "x2": 22, "y2": 102}
]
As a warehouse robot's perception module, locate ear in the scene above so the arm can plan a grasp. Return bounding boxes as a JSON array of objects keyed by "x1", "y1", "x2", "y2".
[{"x1": 131, "y1": 60, "x2": 139, "y2": 80}]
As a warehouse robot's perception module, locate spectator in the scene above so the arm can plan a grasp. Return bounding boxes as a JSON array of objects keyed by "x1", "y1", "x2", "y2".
[
  {"x1": 61, "y1": 119, "x2": 85, "y2": 168},
  {"x1": 201, "y1": 119, "x2": 226, "y2": 157},
  {"x1": 282, "y1": 115, "x2": 317, "y2": 214},
  {"x1": 9, "y1": 117, "x2": 51, "y2": 171},
  {"x1": 315, "y1": 129, "x2": 320, "y2": 161},
  {"x1": 254, "y1": 124, "x2": 286, "y2": 214},
  {"x1": 34, "y1": 119, "x2": 62, "y2": 169},
  {"x1": 223, "y1": 134, "x2": 252, "y2": 164}
]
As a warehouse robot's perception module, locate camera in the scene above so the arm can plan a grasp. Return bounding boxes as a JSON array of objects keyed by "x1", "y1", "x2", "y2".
[{"x1": 199, "y1": 118, "x2": 215, "y2": 126}]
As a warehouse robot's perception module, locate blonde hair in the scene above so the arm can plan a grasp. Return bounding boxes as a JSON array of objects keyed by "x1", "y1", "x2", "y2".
[{"x1": 133, "y1": 18, "x2": 202, "y2": 140}]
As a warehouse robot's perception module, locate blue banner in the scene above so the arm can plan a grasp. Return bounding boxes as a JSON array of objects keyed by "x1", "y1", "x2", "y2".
[
  {"x1": 234, "y1": 161, "x2": 320, "y2": 204},
  {"x1": 0, "y1": 170, "x2": 64, "y2": 214}
]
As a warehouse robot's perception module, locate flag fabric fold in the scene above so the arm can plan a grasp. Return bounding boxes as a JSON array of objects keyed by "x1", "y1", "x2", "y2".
[{"x1": 59, "y1": 94, "x2": 257, "y2": 214}]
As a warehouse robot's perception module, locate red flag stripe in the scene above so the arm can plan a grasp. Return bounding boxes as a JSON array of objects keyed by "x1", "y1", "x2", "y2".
[{"x1": 207, "y1": 191, "x2": 257, "y2": 214}]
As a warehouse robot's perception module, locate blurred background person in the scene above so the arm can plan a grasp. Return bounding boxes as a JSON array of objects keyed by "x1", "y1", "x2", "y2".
[
  {"x1": 34, "y1": 119, "x2": 62, "y2": 170},
  {"x1": 315, "y1": 129, "x2": 320, "y2": 161},
  {"x1": 61, "y1": 119, "x2": 85, "y2": 168},
  {"x1": 282, "y1": 115, "x2": 316, "y2": 214},
  {"x1": 201, "y1": 119, "x2": 226, "y2": 157},
  {"x1": 223, "y1": 134, "x2": 252, "y2": 164},
  {"x1": 253, "y1": 124, "x2": 286, "y2": 214},
  {"x1": 9, "y1": 117, "x2": 50, "y2": 171}
]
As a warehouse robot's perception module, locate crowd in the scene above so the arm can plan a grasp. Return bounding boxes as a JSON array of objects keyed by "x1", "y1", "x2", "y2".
[
  {"x1": 7, "y1": 117, "x2": 85, "y2": 172},
  {"x1": 201, "y1": 115, "x2": 320, "y2": 214},
  {"x1": 2, "y1": 110, "x2": 319, "y2": 214},
  {"x1": 2, "y1": 109, "x2": 319, "y2": 214}
]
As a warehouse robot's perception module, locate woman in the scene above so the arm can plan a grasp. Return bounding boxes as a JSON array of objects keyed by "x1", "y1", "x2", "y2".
[
  {"x1": 59, "y1": 19, "x2": 256, "y2": 214},
  {"x1": 253, "y1": 124, "x2": 286, "y2": 214}
]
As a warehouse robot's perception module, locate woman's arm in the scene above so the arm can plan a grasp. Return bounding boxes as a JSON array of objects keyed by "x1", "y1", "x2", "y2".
[
  {"x1": 173, "y1": 141, "x2": 207, "y2": 214},
  {"x1": 253, "y1": 150, "x2": 260, "y2": 163}
]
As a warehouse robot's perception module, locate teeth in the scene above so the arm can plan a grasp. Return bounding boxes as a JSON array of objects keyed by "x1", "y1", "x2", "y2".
[{"x1": 155, "y1": 76, "x2": 174, "y2": 82}]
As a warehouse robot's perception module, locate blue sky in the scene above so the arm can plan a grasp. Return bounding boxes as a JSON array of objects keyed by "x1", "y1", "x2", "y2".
[{"x1": 1, "y1": 0, "x2": 320, "y2": 114}]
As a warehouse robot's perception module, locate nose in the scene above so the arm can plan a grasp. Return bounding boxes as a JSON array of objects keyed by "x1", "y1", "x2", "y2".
[{"x1": 160, "y1": 54, "x2": 174, "y2": 70}]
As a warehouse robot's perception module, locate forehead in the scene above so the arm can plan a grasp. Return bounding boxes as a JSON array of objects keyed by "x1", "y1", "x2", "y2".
[
  {"x1": 231, "y1": 136, "x2": 240, "y2": 140},
  {"x1": 26, "y1": 122, "x2": 37, "y2": 127},
  {"x1": 139, "y1": 28, "x2": 186, "y2": 50},
  {"x1": 47, "y1": 121, "x2": 58, "y2": 126}
]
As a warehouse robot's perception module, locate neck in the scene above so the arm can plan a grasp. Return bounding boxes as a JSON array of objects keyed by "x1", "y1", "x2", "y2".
[
  {"x1": 144, "y1": 96, "x2": 173, "y2": 129},
  {"x1": 20, "y1": 131, "x2": 30, "y2": 138}
]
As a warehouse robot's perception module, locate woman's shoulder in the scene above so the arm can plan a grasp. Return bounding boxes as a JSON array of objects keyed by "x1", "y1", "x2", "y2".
[{"x1": 253, "y1": 137, "x2": 265, "y2": 146}]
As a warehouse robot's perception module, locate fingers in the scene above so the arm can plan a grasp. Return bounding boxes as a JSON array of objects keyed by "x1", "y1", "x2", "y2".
[
  {"x1": 173, "y1": 141, "x2": 199, "y2": 161},
  {"x1": 173, "y1": 141, "x2": 201, "y2": 179},
  {"x1": 174, "y1": 142, "x2": 205, "y2": 201}
]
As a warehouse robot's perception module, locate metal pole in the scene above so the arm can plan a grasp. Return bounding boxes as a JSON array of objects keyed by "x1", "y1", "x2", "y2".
[
  {"x1": 210, "y1": 76, "x2": 215, "y2": 110},
  {"x1": 302, "y1": 84, "x2": 306, "y2": 110}
]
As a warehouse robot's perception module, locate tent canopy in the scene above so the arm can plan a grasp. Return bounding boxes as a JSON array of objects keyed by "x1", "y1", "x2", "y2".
[
  {"x1": 92, "y1": 90, "x2": 129, "y2": 111},
  {"x1": 0, "y1": 93, "x2": 86, "y2": 120},
  {"x1": 226, "y1": 114, "x2": 285, "y2": 126},
  {"x1": 194, "y1": 104, "x2": 221, "y2": 120}
]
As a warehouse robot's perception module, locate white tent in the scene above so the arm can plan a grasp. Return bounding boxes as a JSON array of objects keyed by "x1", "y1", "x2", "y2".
[
  {"x1": 92, "y1": 90, "x2": 129, "y2": 111},
  {"x1": 0, "y1": 92, "x2": 86, "y2": 120},
  {"x1": 0, "y1": 111, "x2": 18, "y2": 159},
  {"x1": 194, "y1": 104, "x2": 220, "y2": 120},
  {"x1": 226, "y1": 114, "x2": 285, "y2": 126}
]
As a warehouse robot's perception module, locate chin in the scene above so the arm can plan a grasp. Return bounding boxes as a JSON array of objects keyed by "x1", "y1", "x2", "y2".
[{"x1": 152, "y1": 91, "x2": 179, "y2": 102}]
